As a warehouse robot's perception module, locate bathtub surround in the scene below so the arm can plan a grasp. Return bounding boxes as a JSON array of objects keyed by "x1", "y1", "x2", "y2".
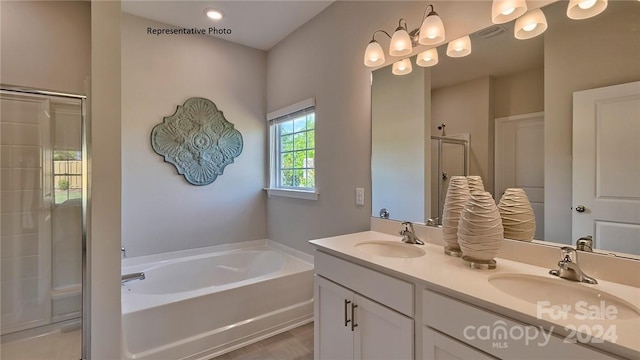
[{"x1": 121, "y1": 13, "x2": 267, "y2": 257}]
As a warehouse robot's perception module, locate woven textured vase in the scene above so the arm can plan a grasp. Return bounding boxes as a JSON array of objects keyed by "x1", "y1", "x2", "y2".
[
  {"x1": 458, "y1": 191, "x2": 504, "y2": 262},
  {"x1": 498, "y1": 188, "x2": 536, "y2": 241},
  {"x1": 467, "y1": 176, "x2": 485, "y2": 194},
  {"x1": 441, "y1": 176, "x2": 471, "y2": 256}
]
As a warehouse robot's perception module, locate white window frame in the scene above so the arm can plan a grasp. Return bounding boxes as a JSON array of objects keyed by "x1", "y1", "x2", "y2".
[{"x1": 265, "y1": 97, "x2": 318, "y2": 200}]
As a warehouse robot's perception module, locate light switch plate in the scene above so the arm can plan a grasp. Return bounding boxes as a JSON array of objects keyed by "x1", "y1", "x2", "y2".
[{"x1": 356, "y1": 188, "x2": 365, "y2": 206}]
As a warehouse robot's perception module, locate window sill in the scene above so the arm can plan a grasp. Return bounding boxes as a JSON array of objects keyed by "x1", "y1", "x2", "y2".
[{"x1": 264, "y1": 188, "x2": 319, "y2": 200}]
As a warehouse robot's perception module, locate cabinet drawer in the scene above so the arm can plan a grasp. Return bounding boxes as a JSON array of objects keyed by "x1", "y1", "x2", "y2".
[
  {"x1": 315, "y1": 250, "x2": 413, "y2": 316},
  {"x1": 422, "y1": 289, "x2": 618, "y2": 359}
]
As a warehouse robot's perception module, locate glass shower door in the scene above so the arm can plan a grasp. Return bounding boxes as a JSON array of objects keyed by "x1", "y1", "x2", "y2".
[{"x1": 1, "y1": 90, "x2": 83, "y2": 360}]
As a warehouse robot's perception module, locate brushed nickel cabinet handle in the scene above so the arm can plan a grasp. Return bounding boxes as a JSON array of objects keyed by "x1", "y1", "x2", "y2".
[
  {"x1": 344, "y1": 299, "x2": 351, "y2": 327},
  {"x1": 350, "y1": 303, "x2": 358, "y2": 331}
]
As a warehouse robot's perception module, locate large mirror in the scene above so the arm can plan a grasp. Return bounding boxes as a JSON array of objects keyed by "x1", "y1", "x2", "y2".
[{"x1": 371, "y1": 0, "x2": 640, "y2": 256}]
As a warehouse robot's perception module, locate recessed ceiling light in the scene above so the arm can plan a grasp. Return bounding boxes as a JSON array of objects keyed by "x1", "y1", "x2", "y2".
[{"x1": 204, "y1": 9, "x2": 223, "y2": 20}]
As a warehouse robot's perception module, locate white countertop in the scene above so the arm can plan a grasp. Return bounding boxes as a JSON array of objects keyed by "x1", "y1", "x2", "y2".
[{"x1": 310, "y1": 231, "x2": 640, "y2": 358}]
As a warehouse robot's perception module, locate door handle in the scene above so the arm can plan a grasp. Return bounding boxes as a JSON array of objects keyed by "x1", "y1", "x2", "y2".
[
  {"x1": 575, "y1": 205, "x2": 586, "y2": 213},
  {"x1": 350, "y1": 303, "x2": 358, "y2": 331},
  {"x1": 344, "y1": 299, "x2": 351, "y2": 327}
]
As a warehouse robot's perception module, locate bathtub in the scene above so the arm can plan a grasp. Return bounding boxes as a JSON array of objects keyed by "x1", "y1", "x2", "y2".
[{"x1": 121, "y1": 240, "x2": 314, "y2": 360}]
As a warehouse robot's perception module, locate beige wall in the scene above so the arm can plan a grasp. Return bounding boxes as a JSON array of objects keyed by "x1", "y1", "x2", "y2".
[
  {"x1": 265, "y1": 1, "x2": 555, "y2": 253},
  {"x1": 121, "y1": 13, "x2": 268, "y2": 257},
  {"x1": 494, "y1": 67, "x2": 544, "y2": 119},
  {"x1": 544, "y1": 3, "x2": 640, "y2": 242},
  {"x1": 0, "y1": 1, "x2": 90, "y2": 94},
  {"x1": 432, "y1": 76, "x2": 494, "y2": 194},
  {"x1": 91, "y1": 1, "x2": 122, "y2": 358}
]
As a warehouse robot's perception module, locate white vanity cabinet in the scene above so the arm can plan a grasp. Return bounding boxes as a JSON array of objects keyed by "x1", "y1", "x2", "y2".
[
  {"x1": 422, "y1": 289, "x2": 620, "y2": 360},
  {"x1": 423, "y1": 327, "x2": 496, "y2": 360},
  {"x1": 309, "y1": 233, "x2": 637, "y2": 360},
  {"x1": 314, "y1": 251, "x2": 414, "y2": 360}
]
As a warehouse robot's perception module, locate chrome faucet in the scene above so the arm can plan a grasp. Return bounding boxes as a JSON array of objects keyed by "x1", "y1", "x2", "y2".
[
  {"x1": 549, "y1": 247, "x2": 597, "y2": 284},
  {"x1": 576, "y1": 235, "x2": 593, "y2": 252},
  {"x1": 121, "y1": 272, "x2": 145, "y2": 284},
  {"x1": 400, "y1": 221, "x2": 424, "y2": 245}
]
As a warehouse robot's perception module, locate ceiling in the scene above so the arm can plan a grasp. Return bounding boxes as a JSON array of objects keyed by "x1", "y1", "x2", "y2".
[{"x1": 121, "y1": 0, "x2": 334, "y2": 51}]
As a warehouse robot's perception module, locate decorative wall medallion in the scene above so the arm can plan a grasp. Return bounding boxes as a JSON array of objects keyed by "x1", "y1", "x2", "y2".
[{"x1": 151, "y1": 98, "x2": 243, "y2": 185}]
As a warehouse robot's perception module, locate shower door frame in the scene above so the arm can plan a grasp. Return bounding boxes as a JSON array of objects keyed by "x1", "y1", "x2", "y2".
[
  {"x1": 0, "y1": 85, "x2": 90, "y2": 359},
  {"x1": 430, "y1": 135, "x2": 469, "y2": 225}
]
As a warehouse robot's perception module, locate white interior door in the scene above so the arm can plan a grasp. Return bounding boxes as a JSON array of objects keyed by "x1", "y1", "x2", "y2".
[
  {"x1": 573, "y1": 81, "x2": 640, "y2": 255},
  {"x1": 495, "y1": 112, "x2": 545, "y2": 240}
]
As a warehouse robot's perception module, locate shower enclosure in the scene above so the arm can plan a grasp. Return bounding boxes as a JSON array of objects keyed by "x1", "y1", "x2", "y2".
[
  {"x1": 1, "y1": 88, "x2": 86, "y2": 359},
  {"x1": 430, "y1": 135, "x2": 469, "y2": 225}
]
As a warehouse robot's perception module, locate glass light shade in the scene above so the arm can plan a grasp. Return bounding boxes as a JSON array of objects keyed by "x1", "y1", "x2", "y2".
[
  {"x1": 364, "y1": 41, "x2": 385, "y2": 67},
  {"x1": 416, "y1": 48, "x2": 439, "y2": 67},
  {"x1": 418, "y1": 14, "x2": 445, "y2": 46},
  {"x1": 392, "y1": 59, "x2": 413, "y2": 75},
  {"x1": 492, "y1": 0, "x2": 528, "y2": 24},
  {"x1": 446, "y1": 35, "x2": 472, "y2": 58},
  {"x1": 567, "y1": 0, "x2": 608, "y2": 19},
  {"x1": 389, "y1": 28, "x2": 412, "y2": 57},
  {"x1": 514, "y1": 9, "x2": 548, "y2": 40}
]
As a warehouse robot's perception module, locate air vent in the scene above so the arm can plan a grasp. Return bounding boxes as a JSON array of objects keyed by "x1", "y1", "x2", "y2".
[{"x1": 474, "y1": 25, "x2": 506, "y2": 39}]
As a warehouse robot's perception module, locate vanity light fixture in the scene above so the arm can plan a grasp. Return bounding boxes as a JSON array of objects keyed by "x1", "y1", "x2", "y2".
[
  {"x1": 416, "y1": 48, "x2": 438, "y2": 67},
  {"x1": 492, "y1": 0, "x2": 528, "y2": 24},
  {"x1": 418, "y1": 5, "x2": 446, "y2": 46},
  {"x1": 389, "y1": 19, "x2": 413, "y2": 56},
  {"x1": 514, "y1": 9, "x2": 548, "y2": 39},
  {"x1": 204, "y1": 8, "x2": 223, "y2": 20},
  {"x1": 363, "y1": 3, "x2": 446, "y2": 75},
  {"x1": 392, "y1": 58, "x2": 413, "y2": 75},
  {"x1": 364, "y1": 30, "x2": 390, "y2": 67},
  {"x1": 567, "y1": 0, "x2": 608, "y2": 20},
  {"x1": 446, "y1": 35, "x2": 472, "y2": 58}
]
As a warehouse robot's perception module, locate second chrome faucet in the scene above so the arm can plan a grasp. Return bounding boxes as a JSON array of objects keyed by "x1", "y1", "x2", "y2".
[
  {"x1": 400, "y1": 221, "x2": 424, "y2": 245},
  {"x1": 549, "y1": 246, "x2": 598, "y2": 284}
]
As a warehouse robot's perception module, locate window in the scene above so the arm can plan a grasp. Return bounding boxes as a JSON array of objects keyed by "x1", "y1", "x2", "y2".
[
  {"x1": 267, "y1": 98, "x2": 317, "y2": 200},
  {"x1": 53, "y1": 150, "x2": 82, "y2": 204}
]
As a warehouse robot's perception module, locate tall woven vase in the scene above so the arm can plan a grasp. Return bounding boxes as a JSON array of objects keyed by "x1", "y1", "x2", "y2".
[
  {"x1": 441, "y1": 176, "x2": 470, "y2": 257},
  {"x1": 498, "y1": 188, "x2": 536, "y2": 241},
  {"x1": 467, "y1": 175, "x2": 485, "y2": 194},
  {"x1": 458, "y1": 191, "x2": 504, "y2": 269}
]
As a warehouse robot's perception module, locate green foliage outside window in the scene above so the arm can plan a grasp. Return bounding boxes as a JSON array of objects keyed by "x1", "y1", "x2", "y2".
[{"x1": 279, "y1": 113, "x2": 315, "y2": 188}]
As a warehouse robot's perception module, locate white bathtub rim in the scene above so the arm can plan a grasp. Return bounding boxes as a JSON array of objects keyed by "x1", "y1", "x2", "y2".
[
  {"x1": 267, "y1": 240, "x2": 314, "y2": 264},
  {"x1": 121, "y1": 241, "x2": 313, "y2": 314},
  {"x1": 122, "y1": 239, "x2": 271, "y2": 268},
  {"x1": 121, "y1": 263, "x2": 309, "y2": 314},
  {"x1": 122, "y1": 239, "x2": 313, "y2": 268}
]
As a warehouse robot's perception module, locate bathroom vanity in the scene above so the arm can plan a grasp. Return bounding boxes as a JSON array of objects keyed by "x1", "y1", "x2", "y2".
[{"x1": 310, "y1": 231, "x2": 640, "y2": 360}]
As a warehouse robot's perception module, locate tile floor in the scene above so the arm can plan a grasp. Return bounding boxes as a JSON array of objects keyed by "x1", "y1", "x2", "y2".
[
  {"x1": 214, "y1": 322, "x2": 314, "y2": 360},
  {"x1": 1, "y1": 323, "x2": 313, "y2": 360},
  {"x1": 0, "y1": 330, "x2": 81, "y2": 360}
]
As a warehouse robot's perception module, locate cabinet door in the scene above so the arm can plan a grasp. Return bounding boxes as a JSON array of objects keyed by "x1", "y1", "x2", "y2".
[
  {"x1": 423, "y1": 327, "x2": 496, "y2": 360},
  {"x1": 315, "y1": 276, "x2": 354, "y2": 360},
  {"x1": 353, "y1": 293, "x2": 413, "y2": 360}
]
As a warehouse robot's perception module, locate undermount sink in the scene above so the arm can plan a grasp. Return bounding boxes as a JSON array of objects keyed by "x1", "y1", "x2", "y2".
[
  {"x1": 354, "y1": 241, "x2": 426, "y2": 258},
  {"x1": 489, "y1": 273, "x2": 640, "y2": 320}
]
